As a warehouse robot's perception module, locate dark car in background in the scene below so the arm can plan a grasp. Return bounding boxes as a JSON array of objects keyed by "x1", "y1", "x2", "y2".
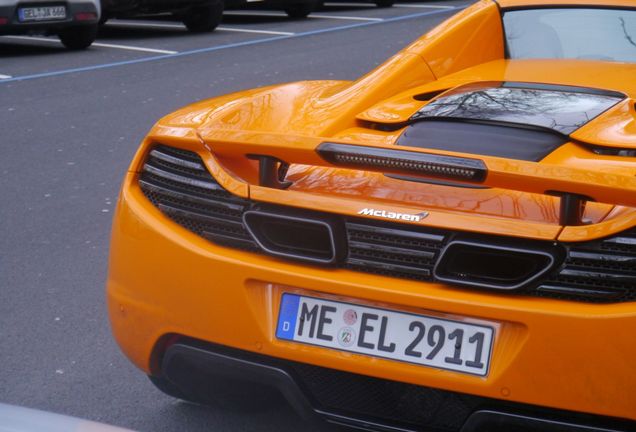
[
  {"x1": 0, "y1": 0, "x2": 100, "y2": 48},
  {"x1": 317, "y1": 0, "x2": 395, "y2": 8},
  {"x1": 100, "y1": 0, "x2": 318, "y2": 32}
]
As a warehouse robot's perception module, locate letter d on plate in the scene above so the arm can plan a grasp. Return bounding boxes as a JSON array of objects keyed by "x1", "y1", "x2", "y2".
[{"x1": 276, "y1": 294, "x2": 301, "y2": 340}]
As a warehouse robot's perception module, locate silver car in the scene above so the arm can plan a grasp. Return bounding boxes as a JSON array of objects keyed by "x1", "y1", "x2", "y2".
[
  {"x1": 0, "y1": 403, "x2": 134, "y2": 432},
  {"x1": 0, "y1": 0, "x2": 100, "y2": 49}
]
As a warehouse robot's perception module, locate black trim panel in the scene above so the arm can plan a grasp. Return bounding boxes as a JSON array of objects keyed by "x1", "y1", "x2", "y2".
[
  {"x1": 158, "y1": 338, "x2": 635, "y2": 432},
  {"x1": 397, "y1": 119, "x2": 567, "y2": 162}
]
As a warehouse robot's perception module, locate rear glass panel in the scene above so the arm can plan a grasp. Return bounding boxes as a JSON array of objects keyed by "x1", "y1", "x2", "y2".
[
  {"x1": 503, "y1": 8, "x2": 636, "y2": 63},
  {"x1": 411, "y1": 82, "x2": 624, "y2": 135}
]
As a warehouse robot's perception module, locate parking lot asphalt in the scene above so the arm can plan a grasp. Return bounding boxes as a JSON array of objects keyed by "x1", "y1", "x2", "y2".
[
  {"x1": 1, "y1": 2, "x2": 469, "y2": 431},
  {"x1": 0, "y1": 1, "x2": 467, "y2": 80}
]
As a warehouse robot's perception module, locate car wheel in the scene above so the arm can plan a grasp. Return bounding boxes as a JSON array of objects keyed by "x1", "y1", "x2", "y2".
[
  {"x1": 283, "y1": 1, "x2": 316, "y2": 18},
  {"x1": 182, "y1": 2, "x2": 224, "y2": 33},
  {"x1": 58, "y1": 24, "x2": 98, "y2": 49},
  {"x1": 375, "y1": 0, "x2": 394, "y2": 7}
]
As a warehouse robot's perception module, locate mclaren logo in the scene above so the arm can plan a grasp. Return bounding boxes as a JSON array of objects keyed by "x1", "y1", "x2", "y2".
[{"x1": 357, "y1": 208, "x2": 429, "y2": 222}]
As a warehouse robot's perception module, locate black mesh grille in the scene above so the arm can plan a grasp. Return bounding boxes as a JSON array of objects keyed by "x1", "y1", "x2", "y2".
[
  {"x1": 538, "y1": 232, "x2": 636, "y2": 302},
  {"x1": 292, "y1": 362, "x2": 481, "y2": 431},
  {"x1": 139, "y1": 145, "x2": 258, "y2": 251},
  {"x1": 345, "y1": 220, "x2": 446, "y2": 280},
  {"x1": 168, "y1": 339, "x2": 635, "y2": 432},
  {"x1": 138, "y1": 145, "x2": 636, "y2": 303}
]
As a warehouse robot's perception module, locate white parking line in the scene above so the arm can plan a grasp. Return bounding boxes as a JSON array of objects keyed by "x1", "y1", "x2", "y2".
[
  {"x1": 108, "y1": 20, "x2": 294, "y2": 35},
  {"x1": 94, "y1": 42, "x2": 177, "y2": 54},
  {"x1": 108, "y1": 20, "x2": 185, "y2": 29},
  {"x1": 2, "y1": 35, "x2": 178, "y2": 54},
  {"x1": 0, "y1": 73, "x2": 12, "y2": 79},
  {"x1": 309, "y1": 14, "x2": 383, "y2": 21},
  {"x1": 217, "y1": 27, "x2": 295, "y2": 35},
  {"x1": 394, "y1": 3, "x2": 456, "y2": 9},
  {"x1": 323, "y1": 2, "x2": 375, "y2": 6},
  {"x1": 223, "y1": 11, "x2": 295, "y2": 17},
  {"x1": 224, "y1": 10, "x2": 382, "y2": 21}
]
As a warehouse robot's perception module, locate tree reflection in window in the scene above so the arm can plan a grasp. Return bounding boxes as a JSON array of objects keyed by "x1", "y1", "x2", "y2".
[{"x1": 412, "y1": 83, "x2": 623, "y2": 135}]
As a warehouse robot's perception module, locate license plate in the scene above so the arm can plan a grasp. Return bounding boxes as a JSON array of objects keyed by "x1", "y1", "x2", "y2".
[
  {"x1": 18, "y1": 6, "x2": 66, "y2": 22},
  {"x1": 276, "y1": 294, "x2": 495, "y2": 376}
]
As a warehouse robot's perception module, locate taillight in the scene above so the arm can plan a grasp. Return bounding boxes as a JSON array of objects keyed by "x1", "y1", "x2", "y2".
[{"x1": 74, "y1": 12, "x2": 97, "y2": 21}]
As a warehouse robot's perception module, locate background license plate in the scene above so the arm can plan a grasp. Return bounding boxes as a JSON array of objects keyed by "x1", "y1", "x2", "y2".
[
  {"x1": 19, "y1": 6, "x2": 66, "y2": 22},
  {"x1": 276, "y1": 294, "x2": 494, "y2": 376}
]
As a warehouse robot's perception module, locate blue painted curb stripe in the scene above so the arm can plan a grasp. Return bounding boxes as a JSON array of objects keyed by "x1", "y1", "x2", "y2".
[{"x1": 1, "y1": 5, "x2": 466, "y2": 84}]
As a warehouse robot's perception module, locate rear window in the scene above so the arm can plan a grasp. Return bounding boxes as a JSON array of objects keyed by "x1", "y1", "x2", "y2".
[{"x1": 503, "y1": 8, "x2": 636, "y2": 63}]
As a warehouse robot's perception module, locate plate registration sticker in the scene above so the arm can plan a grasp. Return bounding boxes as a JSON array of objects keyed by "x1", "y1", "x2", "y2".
[{"x1": 276, "y1": 294, "x2": 495, "y2": 376}]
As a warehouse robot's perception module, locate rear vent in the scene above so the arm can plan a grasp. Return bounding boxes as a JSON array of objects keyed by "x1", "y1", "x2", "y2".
[
  {"x1": 139, "y1": 145, "x2": 258, "y2": 251},
  {"x1": 412, "y1": 88, "x2": 449, "y2": 101},
  {"x1": 435, "y1": 241, "x2": 556, "y2": 290},
  {"x1": 243, "y1": 210, "x2": 342, "y2": 264}
]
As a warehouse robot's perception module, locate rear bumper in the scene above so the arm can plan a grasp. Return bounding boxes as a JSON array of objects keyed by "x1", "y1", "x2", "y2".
[
  {"x1": 107, "y1": 172, "x2": 636, "y2": 426},
  {"x1": 158, "y1": 339, "x2": 634, "y2": 432},
  {"x1": 0, "y1": 1, "x2": 98, "y2": 34}
]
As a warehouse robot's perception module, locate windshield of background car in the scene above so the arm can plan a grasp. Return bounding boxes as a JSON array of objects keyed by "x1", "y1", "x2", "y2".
[{"x1": 503, "y1": 8, "x2": 636, "y2": 63}]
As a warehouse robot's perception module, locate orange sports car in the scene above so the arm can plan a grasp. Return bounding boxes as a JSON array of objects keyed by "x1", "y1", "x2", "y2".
[{"x1": 107, "y1": 1, "x2": 636, "y2": 431}]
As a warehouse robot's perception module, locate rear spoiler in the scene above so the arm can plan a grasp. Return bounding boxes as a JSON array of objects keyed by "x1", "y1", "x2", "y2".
[{"x1": 199, "y1": 130, "x2": 636, "y2": 226}]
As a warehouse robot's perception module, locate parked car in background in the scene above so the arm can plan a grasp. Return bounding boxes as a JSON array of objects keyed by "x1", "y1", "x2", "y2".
[
  {"x1": 317, "y1": 0, "x2": 394, "y2": 8},
  {"x1": 0, "y1": 0, "x2": 100, "y2": 49},
  {"x1": 253, "y1": 0, "x2": 318, "y2": 18},
  {"x1": 100, "y1": 0, "x2": 224, "y2": 31},
  {"x1": 0, "y1": 403, "x2": 135, "y2": 432},
  {"x1": 100, "y1": 0, "x2": 318, "y2": 32}
]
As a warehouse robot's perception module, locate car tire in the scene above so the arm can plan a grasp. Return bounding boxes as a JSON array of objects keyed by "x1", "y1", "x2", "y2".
[
  {"x1": 58, "y1": 24, "x2": 98, "y2": 50},
  {"x1": 374, "y1": 0, "x2": 394, "y2": 7},
  {"x1": 182, "y1": 2, "x2": 224, "y2": 33},
  {"x1": 283, "y1": 1, "x2": 315, "y2": 18}
]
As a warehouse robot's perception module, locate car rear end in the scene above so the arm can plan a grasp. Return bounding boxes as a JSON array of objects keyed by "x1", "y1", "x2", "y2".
[
  {"x1": 107, "y1": 127, "x2": 636, "y2": 431},
  {"x1": 0, "y1": 0, "x2": 99, "y2": 35}
]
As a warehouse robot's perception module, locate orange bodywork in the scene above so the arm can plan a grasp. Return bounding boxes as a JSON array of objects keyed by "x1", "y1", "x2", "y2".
[{"x1": 108, "y1": 0, "x2": 636, "y2": 428}]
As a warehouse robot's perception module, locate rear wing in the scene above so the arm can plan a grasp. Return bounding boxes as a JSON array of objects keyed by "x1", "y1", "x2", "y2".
[{"x1": 200, "y1": 130, "x2": 636, "y2": 226}]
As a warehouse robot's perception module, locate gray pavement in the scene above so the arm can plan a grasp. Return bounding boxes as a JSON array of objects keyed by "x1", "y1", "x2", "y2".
[{"x1": 0, "y1": 2, "x2": 468, "y2": 431}]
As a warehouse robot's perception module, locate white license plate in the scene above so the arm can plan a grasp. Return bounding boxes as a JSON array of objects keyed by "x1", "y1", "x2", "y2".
[
  {"x1": 18, "y1": 6, "x2": 66, "y2": 22},
  {"x1": 276, "y1": 294, "x2": 495, "y2": 376}
]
